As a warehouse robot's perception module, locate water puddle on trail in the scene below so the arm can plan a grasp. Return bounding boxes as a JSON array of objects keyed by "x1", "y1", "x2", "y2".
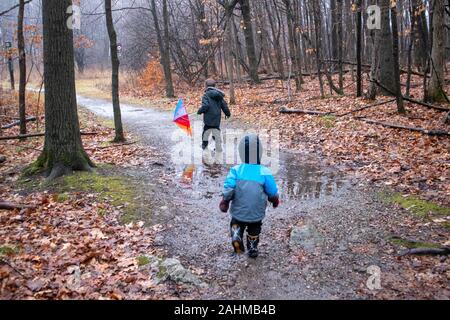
[
  {"x1": 177, "y1": 152, "x2": 348, "y2": 202},
  {"x1": 277, "y1": 153, "x2": 348, "y2": 201},
  {"x1": 76, "y1": 95, "x2": 347, "y2": 202}
]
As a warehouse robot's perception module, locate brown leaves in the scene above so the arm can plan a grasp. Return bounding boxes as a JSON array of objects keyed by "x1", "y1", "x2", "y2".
[
  {"x1": 0, "y1": 94, "x2": 178, "y2": 300},
  {"x1": 0, "y1": 192, "x2": 169, "y2": 300}
]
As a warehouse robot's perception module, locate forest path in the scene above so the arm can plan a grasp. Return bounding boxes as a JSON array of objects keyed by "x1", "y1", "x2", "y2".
[{"x1": 78, "y1": 95, "x2": 407, "y2": 300}]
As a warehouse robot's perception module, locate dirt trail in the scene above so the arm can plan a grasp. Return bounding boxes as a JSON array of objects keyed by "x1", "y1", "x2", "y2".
[{"x1": 77, "y1": 95, "x2": 444, "y2": 300}]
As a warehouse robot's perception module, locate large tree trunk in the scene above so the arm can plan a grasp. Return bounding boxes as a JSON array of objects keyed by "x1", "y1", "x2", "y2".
[
  {"x1": 18, "y1": 0, "x2": 26, "y2": 136},
  {"x1": 239, "y1": 0, "x2": 260, "y2": 83},
  {"x1": 105, "y1": 0, "x2": 125, "y2": 142},
  {"x1": 35, "y1": 0, "x2": 94, "y2": 180},
  {"x1": 426, "y1": 0, "x2": 446, "y2": 102},
  {"x1": 391, "y1": 2, "x2": 405, "y2": 113},
  {"x1": 379, "y1": 0, "x2": 395, "y2": 95}
]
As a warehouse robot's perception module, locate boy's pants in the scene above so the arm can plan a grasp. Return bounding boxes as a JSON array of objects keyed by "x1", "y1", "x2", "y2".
[
  {"x1": 202, "y1": 125, "x2": 222, "y2": 152},
  {"x1": 230, "y1": 218, "x2": 262, "y2": 238}
]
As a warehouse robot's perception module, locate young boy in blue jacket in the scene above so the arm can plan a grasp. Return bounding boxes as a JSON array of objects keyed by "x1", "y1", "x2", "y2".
[{"x1": 219, "y1": 134, "x2": 280, "y2": 258}]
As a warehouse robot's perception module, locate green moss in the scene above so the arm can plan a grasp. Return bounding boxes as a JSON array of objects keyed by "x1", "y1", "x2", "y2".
[
  {"x1": 442, "y1": 222, "x2": 450, "y2": 230},
  {"x1": 384, "y1": 193, "x2": 450, "y2": 217},
  {"x1": 157, "y1": 265, "x2": 167, "y2": 279},
  {"x1": 53, "y1": 171, "x2": 144, "y2": 223},
  {"x1": 22, "y1": 155, "x2": 46, "y2": 177},
  {"x1": 0, "y1": 245, "x2": 18, "y2": 257},
  {"x1": 427, "y1": 89, "x2": 447, "y2": 103},
  {"x1": 98, "y1": 208, "x2": 107, "y2": 217},
  {"x1": 100, "y1": 119, "x2": 115, "y2": 129},
  {"x1": 55, "y1": 193, "x2": 69, "y2": 203},
  {"x1": 62, "y1": 172, "x2": 133, "y2": 205},
  {"x1": 389, "y1": 237, "x2": 442, "y2": 249},
  {"x1": 137, "y1": 255, "x2": 151, "y2": 267},
  {"x1": 319, "y1": 115, "x2": 337, "y2": 128}
]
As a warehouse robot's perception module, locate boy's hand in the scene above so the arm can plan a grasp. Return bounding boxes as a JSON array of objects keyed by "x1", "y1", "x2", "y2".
[
  {"x1": 268, "y1": 196, "x2": 280, "y2": 208},
  {"x1": 219, "y1": 199, "x2": 230, "y2": 213}
]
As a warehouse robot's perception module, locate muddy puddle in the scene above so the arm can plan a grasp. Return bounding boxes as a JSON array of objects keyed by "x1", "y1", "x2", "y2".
[
  {"x1": 78, "y1": 95, "x2": 348, "y2": 202},
  {"x1": 177, "y1": 152, "x2": 348, "y2": 202}
]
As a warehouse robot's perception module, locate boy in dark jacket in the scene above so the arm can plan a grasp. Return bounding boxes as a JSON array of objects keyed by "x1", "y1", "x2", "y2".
[
  {"x1": 197, "y1": 79, "x2": 231, "y2": 152},
  {"x1": 219, "y1": 134, "x2": 280, "y2": 258}
]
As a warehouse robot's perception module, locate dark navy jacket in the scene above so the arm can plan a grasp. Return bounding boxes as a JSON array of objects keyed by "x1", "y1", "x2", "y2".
[{"x1": 198, "y1": 87, "x2": 231, "y2": 128}]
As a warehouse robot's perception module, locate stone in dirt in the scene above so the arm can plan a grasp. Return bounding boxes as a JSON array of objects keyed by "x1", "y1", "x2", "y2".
[
  {"x1": 146, "y1": 256, "x2": 208, "y2": 288},
  {"x1": 290, "y1": 224, "x2": 324, "y2": 252}
]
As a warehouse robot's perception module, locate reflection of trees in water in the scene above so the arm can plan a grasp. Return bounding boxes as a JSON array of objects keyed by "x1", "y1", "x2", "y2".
[{"x1": 278, "y1": 163, "x2": 345, "y2": 200}]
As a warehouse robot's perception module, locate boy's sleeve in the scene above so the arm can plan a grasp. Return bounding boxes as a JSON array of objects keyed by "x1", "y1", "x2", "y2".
[
  {"x1": 221, "y1": 99, "x2": 231, "y2": 117},
  {"x1": 223, "y1": 167, "x2": 237, "y2": 201},
  {"x1": 197, "y1": 95, "x2": 209, "y2": 114},
  {"x1": 263, "y1": 171, "x2": 279, "y2": 198}
]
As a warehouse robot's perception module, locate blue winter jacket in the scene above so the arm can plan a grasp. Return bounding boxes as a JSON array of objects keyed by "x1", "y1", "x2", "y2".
[{"x1": 223, "y1": 164, "x2": 279, "y2": 223}]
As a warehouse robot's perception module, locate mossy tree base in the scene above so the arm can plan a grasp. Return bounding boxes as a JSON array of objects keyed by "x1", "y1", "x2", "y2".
[
  {"x1": 425, "y1": 88, "x2": 448, "y2": 104},
  {"x1": 25, "y1": 148, "x2": 95, "y2": 180}
]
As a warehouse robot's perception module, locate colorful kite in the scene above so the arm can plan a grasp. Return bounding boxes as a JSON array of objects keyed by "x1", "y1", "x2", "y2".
[{"x1": 173, "y1": 99, "x2": 192, "y2": 136}]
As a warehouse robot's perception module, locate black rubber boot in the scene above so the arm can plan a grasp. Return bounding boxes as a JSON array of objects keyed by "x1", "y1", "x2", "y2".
[
  {"x1": 247, "y1": 235, "x2": 259, "y2": 258},
  {"x1": 231, "y1": 224, "x2": 245, "y2": 254}
]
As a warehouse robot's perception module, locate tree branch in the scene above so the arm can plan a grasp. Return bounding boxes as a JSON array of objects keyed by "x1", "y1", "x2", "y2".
[{"x1": 0, "y1": 0, "x2": 32, "y2": 17}]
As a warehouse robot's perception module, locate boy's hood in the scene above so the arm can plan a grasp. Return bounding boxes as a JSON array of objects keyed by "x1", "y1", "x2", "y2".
[
  {"x1": 239, "y1": 134, "x2": 263, "y2": 165},
  {"x1": 205, "y1": 87, "x2": 225, "y2": 101}
]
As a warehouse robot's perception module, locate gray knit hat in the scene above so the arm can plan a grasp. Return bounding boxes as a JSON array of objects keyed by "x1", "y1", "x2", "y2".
[
  {"x1": 205, "y1": 78, "x2": 216, "y2": 88},
  {"x1": 239, "y1": 134, "x2": 263, "y2": 165}
]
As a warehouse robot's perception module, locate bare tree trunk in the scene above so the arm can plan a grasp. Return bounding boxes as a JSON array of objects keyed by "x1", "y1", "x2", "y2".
[
  {"x1": 391, "y1": 2, "x2": 405, "y2": 113},
  {"x1": 405, "y1": 0, "x2": 416, "y2": 97},
  {"x1": 105, "y1": 0, "x2": 125, "y2": 142},
  {"x1": 416, "y1": 1, "x2": 429, "y2": 99},
  {"x1": 162, "y1": 0, "x2": 175, "y2": 97},
  {"x1": 18, "y1": 0, "x2": 26, "y2": 136},
  {"x1": 225, "y1": 6, "x2": 236, "y2": 104},
  {"x1": 266, "y1": 0, "x2": 285, "y2": 79},
  {"x1": 337, "y1": 0, "x2": 344, "y2": 91},
  {"x1": 33, "y1": 0, "x2": 94, "y2": 180},
  {"x1": 356, "y1": 0, "x2": 362, "y2": 97},
  {"x1": 426, "y1": 0, "x2": 446, "y2": 102},
  {"x1": 150, "y1": 0, "x2": 175, "y2": 98},
  {"x1": 239, "y1": 0, "x2": 260, "y2": 83},
  {"x1": 367, "y1": 0, "x2": 380, "y2": 100},
  {"x1": 311, "y1": 0, "x2": 324, "y2": 98},
  {"x1": 7, "y1": 55, "x2": 15, "y2": 91},
  {"x1": 379, "y1": 0, "x2": 395, "y2": 95},
  {"x1": 331, "y1": 0, "x2": 338, "y2": 61},
  {"x1": 284, "y1": 0, "x2": 301, "y2": 91}
]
